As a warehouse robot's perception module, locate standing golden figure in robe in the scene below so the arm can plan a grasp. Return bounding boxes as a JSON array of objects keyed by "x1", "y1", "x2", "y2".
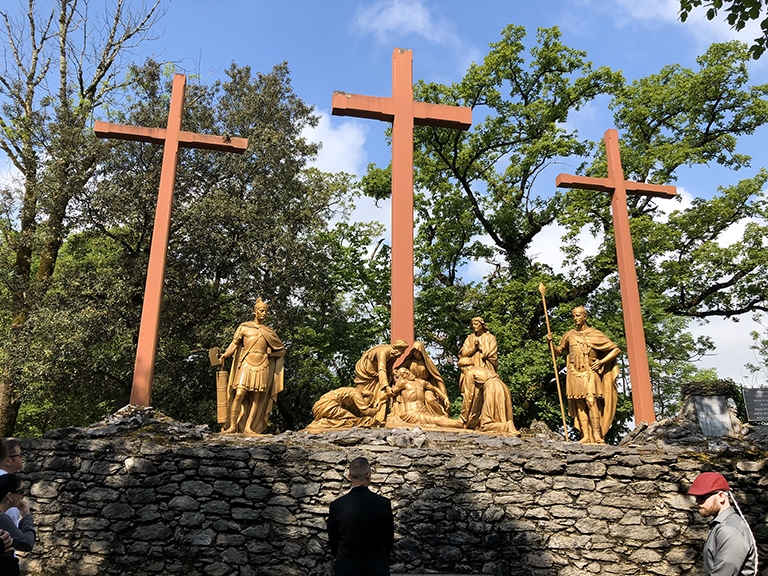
[
  {"x1": 219, "y1": 297, "x2": 285, "y2": 436},
  {"x1": 547, "y1": 306, "x2": 620, "y2": 444}
]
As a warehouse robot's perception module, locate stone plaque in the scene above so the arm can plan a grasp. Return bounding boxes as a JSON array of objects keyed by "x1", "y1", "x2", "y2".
[
  {"x1": 693, "y1": 395, "x2": 733, "y2": 437},
  {"x1": 743, "y1": 388, "x2": 768, "y2": 422}
]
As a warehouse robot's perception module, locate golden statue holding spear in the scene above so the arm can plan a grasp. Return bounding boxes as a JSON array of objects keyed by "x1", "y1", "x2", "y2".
[{"x1": 543, "y1": 294, "x2": 621, "y2": 444}]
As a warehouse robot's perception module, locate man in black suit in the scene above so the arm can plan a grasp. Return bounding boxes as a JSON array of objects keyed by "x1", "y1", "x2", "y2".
[{"x1": 328, "y1": 457, "x2": 395, "y2": 576}]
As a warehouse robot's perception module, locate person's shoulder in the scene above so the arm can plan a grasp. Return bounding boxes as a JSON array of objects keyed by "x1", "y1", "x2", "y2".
[
  {"x1": 368, "y1": 490, "x2": 391, "y2": 505},
  {"x1": 718, "y1": 509, "x2": 748, "y2": 530},
  {"x1": 713, "y1": 520, "x2": 751, "y2": 547}
]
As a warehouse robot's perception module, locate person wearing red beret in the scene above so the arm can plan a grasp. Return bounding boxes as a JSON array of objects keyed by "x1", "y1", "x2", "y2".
[{"x1": 688, "y1": 472, "x2": 758, "y2": 576}]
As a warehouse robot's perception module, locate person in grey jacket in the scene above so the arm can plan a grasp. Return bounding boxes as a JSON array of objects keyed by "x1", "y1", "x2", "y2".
[{"x1": 688, "y1": 472, "x2": 757, "y2": 576}]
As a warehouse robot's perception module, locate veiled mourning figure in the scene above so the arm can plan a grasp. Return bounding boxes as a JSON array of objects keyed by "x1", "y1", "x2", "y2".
[
  {"x1": 385, "y1": 368, "x2": 463, "y2": 429},
  {"x1": 305, "y1": 387, "x2": 382, "y2": 431},
  {"x1": 353, "y1": 341, "x2": 409, "y2": 424},
  {"x1": 547, "y1": 306, "x2": 620, "y2": 444},
  {"x1": 394, "y1": 341, "x2": 450, "y2": 417},
  {"x1": 458, "y1": 317, "x2": 498, "y2": 423},
  {"x1": 459, "y1": 359, "x2": 519, "y2": 435},
  {"x1": 219, "y1": 297, "x2": 285, "y2": 436}
]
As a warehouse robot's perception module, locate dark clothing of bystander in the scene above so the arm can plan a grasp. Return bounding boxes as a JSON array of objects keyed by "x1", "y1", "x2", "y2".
[{"x1": 327, "y1": 485, "x2": 394, "y2": 576}]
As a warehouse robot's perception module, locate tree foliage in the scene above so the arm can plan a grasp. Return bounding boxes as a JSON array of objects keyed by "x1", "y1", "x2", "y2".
[
  {"x1": 0, "y1": 0, "x2": 163, "y2": 434},
  {"x1": 7, "y1": 58, "x2": 390, "y2": 435},
  {"x1": 679, "y1": 0, "x2": 768, "y2": 58}
]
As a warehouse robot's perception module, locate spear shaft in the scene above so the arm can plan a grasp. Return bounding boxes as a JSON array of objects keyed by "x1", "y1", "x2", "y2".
[{"x1": 539, "y1": 283, "x2": 569, "y2": 441}]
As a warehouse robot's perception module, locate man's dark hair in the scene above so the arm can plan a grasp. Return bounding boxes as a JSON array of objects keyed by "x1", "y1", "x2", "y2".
[
  {"x1": 3, "y1": 439, "x2": 20, "y2": 455},
  {"x1": 348, "y1": 457, "x2": 371, "y2": 481},
  {"x1": 0, "y1": 474, "x2": 22, "y2": 501}
]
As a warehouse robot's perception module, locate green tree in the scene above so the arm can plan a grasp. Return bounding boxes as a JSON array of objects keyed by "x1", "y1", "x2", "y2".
[
  {"x1": 0, "y1": 0, "x2": 162, "y2": 434},
  {"x1": 746, "y1": 315, "x2": 768, "y2": 384}
]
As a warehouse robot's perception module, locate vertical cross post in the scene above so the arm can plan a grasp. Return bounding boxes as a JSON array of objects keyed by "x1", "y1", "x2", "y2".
[
  {"x1": 555, "y1": 129, "x2": 677, "y2": 425},
  {"x1": 94, "y1": 74, "x2": 248, "y2": 406},
  {"x1": 332, "y1": 48, "x2": 472, "y2": 344}
]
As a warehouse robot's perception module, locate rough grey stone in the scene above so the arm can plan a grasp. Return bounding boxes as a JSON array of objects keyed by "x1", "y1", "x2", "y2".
[
  {"x1": 524, "y1": 457, "x2": 566, "y2": 474},
  {"x1": 180, "y1": 480, "x2": 214, "y2": 497},
  {"x1": 102, "y1": 503, "x2": 134, "y2": 519},
  {"x1": 168, "y1": 495, "x2": 200, "y2": 511},
  {"x1": 16, "y1": 410, "x2": 768, "y2": 576}
]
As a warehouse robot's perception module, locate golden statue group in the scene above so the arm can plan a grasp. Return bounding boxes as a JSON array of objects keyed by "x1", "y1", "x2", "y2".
[{"x1": 213, "y1": 299, "x2": 621, "y2": 443}]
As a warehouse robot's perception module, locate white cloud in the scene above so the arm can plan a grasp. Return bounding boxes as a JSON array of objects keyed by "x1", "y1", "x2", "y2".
[
  {"x1": 690, "y1": 315, "x2": 764, "y2": 384},
  {"x1": 354, "y1": 0, "x2": 457, "y2": 44},
  {"x1": 614, "y1": 0, "x2": 766, "y2": 52},
  {"x1": 353, "y1": 0, "x2": 479, "y2": 76},
  {"x1": 718, "y1": 217, "x2": 756, "y2": 247},
  {"x1": 303, "y1": 111, "x2": 369, "y2": 175},
  {"x1": 614, "y1": 0, "x2": 680, "y2": 26},
  {"x1": 656, "y1": 184, "x2": 693, "y2": 222},
  {"x1": 527, "y1": 222, "x2": 603, "y2": 275}
]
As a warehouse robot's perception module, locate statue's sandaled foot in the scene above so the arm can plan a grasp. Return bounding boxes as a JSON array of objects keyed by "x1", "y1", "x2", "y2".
[
  {"x1": 243, "y1": 428, "x2": 258, "y2": 437},
  {"x1": 221, "y1": 426, "x2": 237, "y2": 434}
]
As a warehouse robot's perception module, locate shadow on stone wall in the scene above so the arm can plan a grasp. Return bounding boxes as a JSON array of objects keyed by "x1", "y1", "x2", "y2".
[{"x1": 15, "y1": 407, "x2": 768, "y2": 576}]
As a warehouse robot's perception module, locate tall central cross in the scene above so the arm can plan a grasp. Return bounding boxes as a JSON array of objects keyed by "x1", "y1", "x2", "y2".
[
  {"x1": 332, "y1": 48, "x2": 472, "y2": 344},
  {"x1": 94, "y1": 73, "x2": 248, "y2": 406},
  {"x1": 556, "y1": 128, "x2": 677, "y2": 425}
]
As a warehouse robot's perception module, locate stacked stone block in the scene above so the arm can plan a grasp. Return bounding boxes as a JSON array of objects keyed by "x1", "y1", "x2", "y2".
[{"x1": 15, "y1": 414, "x2": 768, "y2": 576}]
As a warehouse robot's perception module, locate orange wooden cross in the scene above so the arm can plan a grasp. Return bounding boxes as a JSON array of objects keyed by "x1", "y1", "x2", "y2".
[
  {"x1": 555, "y1": 128, "x2": 677, "y2": 425},
  {"x1": 94, "y1": 74, "x2": 248, "y2": 406},
  {"x1": 332, "y1": 48, "x2": 472, "y2": 344}
]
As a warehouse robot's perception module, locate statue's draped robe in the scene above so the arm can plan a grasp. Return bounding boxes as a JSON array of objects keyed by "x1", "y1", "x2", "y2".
[
  {"x1": 458, "y1": 331, "x2": 498, "y2": 424},
  {"x1": 354, "y1": 344, "x2": 398, "y2": 423},
  {"x1": 226, "y1": 322, "x2": 285, "y2": 434},
  {"x1": 557, "y1": 327, "x2": 619, "y2": 437},
  {"x1": 306, "y1": 387, "x2": 380, "y2": 431},
  {"x1": 464, "y1": 366, "x2": 517, "y2": 434}
]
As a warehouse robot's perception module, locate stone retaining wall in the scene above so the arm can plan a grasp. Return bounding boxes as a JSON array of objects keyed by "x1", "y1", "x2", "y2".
[{"x1": 14, "y1": 409, "x2": 768, "y2": 576}]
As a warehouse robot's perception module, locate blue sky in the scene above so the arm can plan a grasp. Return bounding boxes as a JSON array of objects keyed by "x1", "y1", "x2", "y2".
[{"x1": 5, "y1": 0, "x2": 768, "y2": 385}]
